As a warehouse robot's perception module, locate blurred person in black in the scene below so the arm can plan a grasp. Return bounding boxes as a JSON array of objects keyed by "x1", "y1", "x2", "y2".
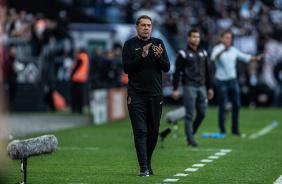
[
  {"x1": 3, "y1": 46, "x2": 21, "y2": 112},
  {"x1": 122, "y1": 15, "x2": 170, "y2": 177},
  {"x1": 246, "y1": 61, "x2": 259, "y2": 109},
  {"x1": 90, "y1": 47, "x2": 103, "y2": 89},
  {"x1": 172, "y1": 29, "x2": 214, "y2": 147},
  {"x1": 99, "y1": 49, "x2": 115, "y2": 88},
  {"x1": 70, "y1": 48, "x2": 89, "y2": 113},
  {"x1": 274, "y1": 59, "x2": 282, "y2": 107}
]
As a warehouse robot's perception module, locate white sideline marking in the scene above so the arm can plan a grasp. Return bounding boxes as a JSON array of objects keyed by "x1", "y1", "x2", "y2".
[
  {"x1": 163, "y1": 179, "x2": 179, "y2": 182},
  {"x1": 192, "y1": 164, "x2": 205, "y2": 167},
  {"x1": 185, "y1": 168, "x2": 198, "y2": 171},
  {"x1": 215, "y1": 152, "x2": 226, "y2": 156},
  {"x1": 201, "y1": 159, "x2": 213, "y2": 163},
  {"x1": 249, "y1": 123, "x2": 277, "y2": 139},
  {"x1": 274, "y1": 175, "x2": 282, "y2": 184},
  {"x1": 58, "y1": 147, "x2": 99, "y2": 150},
  {"x1": 191, "y1": 148, "x2": 229, "y2": 152},
  {"x1": 208, "y1": 156, "x2": 219, "y2": 159},
  {"x1": 174, "y1": 173, "x2": 189, "y2": 176},
  {"x1": 221, "y1": 149, "x2": 232, "y2": 152}
]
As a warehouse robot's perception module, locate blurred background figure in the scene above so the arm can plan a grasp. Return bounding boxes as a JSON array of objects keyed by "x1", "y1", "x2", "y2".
[
  {"x1": 246, "y1": 61, "x2": 259, "y2": 109},
  {"x1": 2, "y1": 46, "x2": 24, "y2": 112},
  {"x1": 0, "y1": 0, "x2": 8, "y2": 180},
  {"x1": 70, "y1": 47, "x2": 89, "y2": 113},
  {"x1": 90, "y1": 47, "x2": 103, "y2": 89},
  {"x1": 274, "y1": 58, "x2": 282, "y2": 107}
]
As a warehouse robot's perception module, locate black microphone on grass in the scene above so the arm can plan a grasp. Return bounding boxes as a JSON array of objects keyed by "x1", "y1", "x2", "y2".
[
  {"x1": 159, "y1": 128, "x2": 171, "y2": 148},
  {"x1": 7, "y1": 134, "x2": 58, "y2": 184}
]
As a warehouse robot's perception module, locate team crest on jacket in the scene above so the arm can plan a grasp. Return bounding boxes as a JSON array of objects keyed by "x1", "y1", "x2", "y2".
[
  {"x1": 128, "y1": 97, "x2": 131, "y2": 104},
  {"x1": 152, "y1": 45, "x2": 158, "y2": 51}
]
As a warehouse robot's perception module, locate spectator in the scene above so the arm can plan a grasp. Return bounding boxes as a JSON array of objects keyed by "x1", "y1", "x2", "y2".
[
  {"x1": 274, "y1": 59, "x2": 282, "y2": 107},
  {"x1": 134, "y1": 2, "x2": 161, "y2": 28},
  {"x1": 90, "y1": 47, "x2": 103, "y2": 89},
  {"x1": 162, "y1": 4, "x2": 179, "y2": 50},
  {"x1": 216, "y1": 10, "x2": 234, "y2": 31},
  {"x1": 70, "y1": 48, "x2": 89, "y2": 113},
  {"x1": 246, "y1": 60, "x2": 260, "y2": 108},
  {"x1": 2, "y1": 46, "x2": 23, "y2": 112}
]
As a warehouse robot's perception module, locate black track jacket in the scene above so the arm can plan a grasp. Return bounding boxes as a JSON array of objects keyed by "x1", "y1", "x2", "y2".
[
  {"x1": 122, "y1": 36, "x2": 170, "y2": 96},
  {"x1": 173, "y1": 46, "x2": 212, "y2": 90}
]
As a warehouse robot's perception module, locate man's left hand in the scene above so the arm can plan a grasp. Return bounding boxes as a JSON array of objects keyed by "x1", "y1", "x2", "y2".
[
  {"x1": 155, "y1": 44, "x2": 163, "y2": 59},
  {"x1": 208, "y1": 89, "x2": 214, "y2": 100},
  {"x1": 256, "y1": 54, "x2": 264, "y2": 61}
]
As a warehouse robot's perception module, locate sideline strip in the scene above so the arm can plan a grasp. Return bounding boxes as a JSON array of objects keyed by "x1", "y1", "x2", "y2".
[
  {"x1": 185, "y1": 168, "x2": 198, "y2": 172},
  {"x1": 192, "y1": 164, "x2": 205, "y2": 167},
  {"x1": 190, "y1": 148, "x2": 231, "y2": 152},
  {"x1": 215, "y1": 152, "x2": 226, "y2": 156},
  {"x1": 249, "y1": 121, "x2": 278, "y2": 139},
  {"x1": 164, "y1": 179, "x2": 179, "y2": 182},
  {"x1": 174, "y1": 173, "x2": 188, "y2": 176},
  {"x1": 208, "y1": 156, "x2": 219, "y2": 159},
  {"x1": 274, "y1": 175, "x2": 282, "y2": 184}
]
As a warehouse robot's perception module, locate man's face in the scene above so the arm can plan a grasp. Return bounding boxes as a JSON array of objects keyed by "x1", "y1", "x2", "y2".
[
  {"x1": 188, "y1": 32, "x2": 200, "y2": 47},
  {"x1": 136, "y1": 18, "x2": 152, "y2": 40},
  {"x1": 221, "y1": 33, "x2": 232, "y2": 47}
]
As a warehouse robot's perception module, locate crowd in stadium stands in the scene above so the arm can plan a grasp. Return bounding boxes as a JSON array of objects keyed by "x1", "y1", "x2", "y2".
[
  {"x1": 2, "y1": 0, "x2": 282, "y2": 107},
  {"x1": 3, "y1": 8, "x2": 71, "y2": 56}
]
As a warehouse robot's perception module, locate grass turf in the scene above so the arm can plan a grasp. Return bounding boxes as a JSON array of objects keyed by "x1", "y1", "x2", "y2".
[{"x1": 1, "y1": 106, "x2": 282, "y2": 184}]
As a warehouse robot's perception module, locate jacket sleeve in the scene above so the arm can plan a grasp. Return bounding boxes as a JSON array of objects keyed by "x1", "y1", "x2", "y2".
[
  {"x1": 122, "y1": 40, "x2": 145, "y2": 74},
  {"x1": 204, "y1": 52, "x2": 213, "y2": 90},
  {"x1": 172, "y1": 53, "x2": 183, "y2": 90},
  {"x1": 156, "y1": 40, "x2": 170, "y2": 73}
]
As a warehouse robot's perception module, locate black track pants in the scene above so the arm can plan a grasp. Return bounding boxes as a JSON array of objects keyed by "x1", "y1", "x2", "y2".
[{"x1": 127, "y1": 95, "x2": 163, "y2": 169}]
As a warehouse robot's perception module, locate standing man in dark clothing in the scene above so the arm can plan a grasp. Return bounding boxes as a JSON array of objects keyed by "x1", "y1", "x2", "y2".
[
  {"x1": 172, "y1": 29, "x2": 214, "y2": 147},
  {"x1": 122, "y1": 15, "x2": 170, "y2": 177}
]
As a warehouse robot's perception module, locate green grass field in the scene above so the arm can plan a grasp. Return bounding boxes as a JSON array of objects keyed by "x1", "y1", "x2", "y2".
[{"x1": 1, "y1": 106, "x2": 282, "y2": 184}]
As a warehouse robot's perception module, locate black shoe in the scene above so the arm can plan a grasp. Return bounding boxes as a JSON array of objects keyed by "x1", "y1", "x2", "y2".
[
  {"x1": 137, "y1": 169, "x2": 149, "y2": 177},
  {"x1": 148, "y1": 166, "x2": 154, "y2": 175},
  {"x1": 188, "y1": 140, "x2": 199, "y2": 147}
]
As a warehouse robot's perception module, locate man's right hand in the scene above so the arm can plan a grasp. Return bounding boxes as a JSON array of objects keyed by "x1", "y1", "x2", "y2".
[
  {"x1": 216, "y1": 46, "x2": 230, "y2": 59},
  {"x1": 142, "y1": 43, "x2": 152, "y2": 58},
  {"x1": 172, "y1": 90, "x2": 179, "y2": 100}
]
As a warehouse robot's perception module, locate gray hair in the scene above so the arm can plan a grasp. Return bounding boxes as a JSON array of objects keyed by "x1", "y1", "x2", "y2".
[{"x1": 135, "y1": 15, "x2": 152, "y2": 25}]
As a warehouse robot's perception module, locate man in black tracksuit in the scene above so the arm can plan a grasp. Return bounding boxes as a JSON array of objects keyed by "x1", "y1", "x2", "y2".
[
  {"x1": 122, "y1": 15, "x2": 170, "y2": 177},
  {"x1": 172, "y1": 29, "x2": 214, "y2": 147}
]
